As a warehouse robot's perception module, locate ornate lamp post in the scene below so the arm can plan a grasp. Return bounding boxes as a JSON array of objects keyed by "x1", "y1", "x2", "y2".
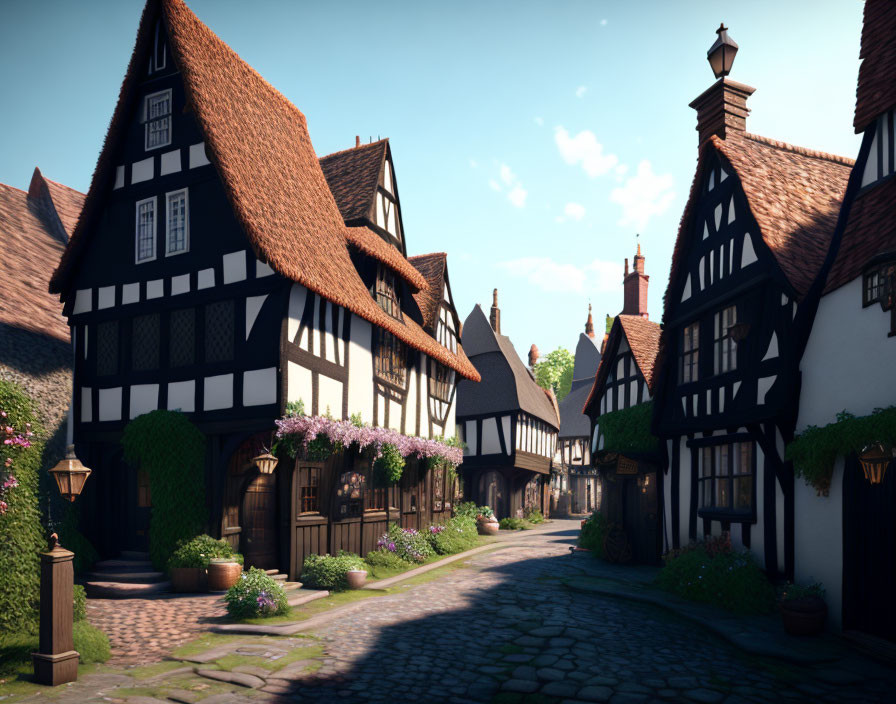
[
  {"x1": 707, "y1": 23, "x2": 739, "y2": 78},
  {"x1": 33, "y1": 445, "x2": 91, "y2": 686}
]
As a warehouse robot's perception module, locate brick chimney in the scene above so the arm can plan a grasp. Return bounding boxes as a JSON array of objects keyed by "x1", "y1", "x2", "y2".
[
  {"x1": 585, "y1": 304, "x2": 595, "y2": 338},
  {"x1": 689, "y1": 78, "x2": 755, "y2": 148},
  {"x1": 489, "y1": 288, "x2": 501, "y2": 334},
  {"x1": 622, "y1": 244, "x2": 649, "y2": 318},
  {"x1": 528, "y1": 344, "x2": 539, "y2": 369}
]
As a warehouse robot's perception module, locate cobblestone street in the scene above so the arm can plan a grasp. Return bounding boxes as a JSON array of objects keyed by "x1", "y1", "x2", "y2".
[{"x1": 27, "y1": 520, "x2": 896, "y2": 704}]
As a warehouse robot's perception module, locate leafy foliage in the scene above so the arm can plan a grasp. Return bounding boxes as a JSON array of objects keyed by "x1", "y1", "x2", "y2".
[
  {"x1": 224, "y1": 567, "x2": 289, "y2": 619},
  {"x1": 657, "y1": 534, "x2": 775, "y2": 615},
  {"x1": 377, "y1": 524, "x2": 433, "y2": 563},
  {"x1": 302, "y1": 551, "x2": 367, "y2": 591},
  {"x1": 73, "y1": 584, "x2": 86, "y2": 622},
  {"x1": 57, "y1": 502, "x2": 98, "y2": 574},
  {"x1": 427, "y1": 516, "x2": 478, "y2": 555},
  {"x1": 455, "y1": 501, "x2": 488, "y2": 520},
  {"x1": 499, "y1": 517, "x2": 527, "y2": 530},
  {"x1": 598, "y1": 401, "x2": 659, "y2": 455},
  {"x1": 534, "y1": 347, "x2": 575, "y2": 401},
  {"x1": 780, "y1": 581, "x2": 826, "y2": 603},
  {"x1": 364, "y1": 548, "x2": 408, "y2": 571},
  {"x1": 167, "y1": 534, "x2": 243, "y2": 570},
  {"x1": 524, "y1": 507, "x2": 545, "y2": 524},
  {"x1": 121, "y1": 411, "x2": 207, "y2": 570},
  {"x1": 578, "y1": 511, "x2": 607, "y2": 557},
  {"x1": 786, "y1": 407, "x2": 896, "y2": 495},
  {"x1": 74, "y1": 620, "x2": 111, "y2": 663},
  {"x1": 373, "y1": 443, "x2": 405, "y2": 485},
  {"x1": 0, "y1": 380, "x2": 45, "y2": 634}
]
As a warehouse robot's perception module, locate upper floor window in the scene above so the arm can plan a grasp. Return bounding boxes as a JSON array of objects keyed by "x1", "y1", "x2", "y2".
[
  {"x1": 169, "y1": 308, "x2": 196, "y2": 367},
  {"x1": 429, "y1": 360, "x2": 454, "y2": 402},
  {"x1": 375, "y1": 328, "x2": 407, "y2": 388},
  {"x1": 680, "y1": 322, "x2": 699, "y2": 384},
  {"x1": 135, "y1": 197, "x2": 157, "y2": 263},
  {"x1": 713, "y1": 306, "x2": 737, "y2": 375},
  {"x1": 144, "y1": 89, "x2": 172, "y2": 151},
  {"x1": 699, "y1": 441, "x2": 753, "y2": 515},
  {"x1": 436, "y1": 306, "x2": 458, "y2": 353},
  {"x1": 864, "y1": 269, "x2": 884, "y2": 307},
  {"x1": 166, "y1": 189, "x2": 189, "y2": 256},
  {"x1": 96, "y1": 321, "x2": 119, "y2": 377},
  {"x1": 375, "y1": 265, "x2": 401, "y2": 319},
  {"x1": 132, "y1": 313, "x2": 160, "y2": 371},
  {"x1": 147, "y1": 20, "x2": 166, "y2": 74},
  {"x1": 205, "y1": 300, "x2": 234, "y2": 363}
]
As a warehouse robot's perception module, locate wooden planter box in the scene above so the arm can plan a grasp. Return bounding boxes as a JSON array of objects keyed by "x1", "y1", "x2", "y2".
[{"x1": 170, "y1": 567, "x2": 207, "y2": 593}]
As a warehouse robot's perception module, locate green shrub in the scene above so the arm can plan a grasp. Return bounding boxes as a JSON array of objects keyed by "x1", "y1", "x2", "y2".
[
  {"x1": 378, "y1": 524, "x2": 433, "y2": 562},
  {"x1": 364, "y1": 548, "x2": 409, "y2": 572},
  {"x1": 578, "y1": 511, "x2": 607, "y2": 557},
  {"x1": 73, "y1": 620, "x2": 111, "y2": 664},
  {"x1": 455, "y1": 502, "x2": 480, "y2": 520},
  {"x1": 0, "y1": 380, "x2": 45, "y2": 635},
  {"x1": 225, "y1": 567, "x2": 289, "y2": 619},
  {"x1": 524, "y1": 507, "x2": 545, "y2": 524},
  {"x1": 302, "y1": 551, "x2": 366, "y2": 591},
  {"x1": 657, "y1": 536, "x2": 775, "y2": 615},
  {"x1": 73, "y1": 584, "x2": 87, "y2": 622},
  {"x1": 122, "y1": 411, "x2": 207, "y2": 570},
  {"x1": 499, "y1": 517, "x2": 526, "y2": 530},
  {"x1": 167, "y1": 534, "x2": 243, "y2": 570},
  {"x1": 373, "y1": 443, "x2": 405, "y2": 485},
  {"x1": 428, "y1": 516, "x2": 477, "y2": 555},
  {"x1": 599, "y1": 401, "x2": 660, "y2": 455}
]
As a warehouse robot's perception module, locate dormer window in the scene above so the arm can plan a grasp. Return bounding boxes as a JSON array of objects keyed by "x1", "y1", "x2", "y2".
[
  {"x1": 144, "y1": 89, "x2": 172, "y2": 151},
  {"x1": 680, "y1": 322, "x2": 700, "y2": 384},
  {"x1": 375, "y1": 265, "x2": 401, "y2": 319}
]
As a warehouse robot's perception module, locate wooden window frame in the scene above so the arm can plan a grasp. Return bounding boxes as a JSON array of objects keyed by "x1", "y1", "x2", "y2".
[
  {"x1": 713, "y1": 305, "x2": 737, "y2": 375},
  {"x1": 428, "y1": 359, "x2": 454, "y2": 402},
  {"x1": 375, "y1": 265, "x2": 401, "y2": 320},
  {"x1": 135, "y1": 196, "x2": 157, "y2": 264},
  {"x1": 374, "y1": 328, "x2": 407, "y2": 388},
  {"x1": 297, "y1": 464, "x2": 322, "y2": 515},
  {"x1": 143, "y1": 89, "x2": 172, "y2": 151},
  {"x1": 680, "y1": 322, "x2": 700, "y2": 384},
  {"x1": 863, "y1": 269, "x2": 884, "y2": 307},
  {"x1": 165, "y1": 188, "x2": 190, "y2": 256},
  {"x1": 698, "y1": 440, "x2": 755, "y2": 520}
]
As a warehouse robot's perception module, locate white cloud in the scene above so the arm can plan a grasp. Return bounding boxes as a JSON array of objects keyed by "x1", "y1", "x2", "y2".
[
  {"x1": 601, "y1": 19, "x2": 607, "y2": 26},
  {"x1": 575, "y1": 85, "x2": 587, "y2": 99},
  {"x1": 498, "y1": 257, "x2": 621, "y2": 295},
  {"x1": 499, "y1": 163, "x2": 516, "y2": 186},
  {"x1": 488, "y1": 179, "x2": 502, "y2": 192},
  {"x1": 508, "y1": 185, "x2": 528, "y2": 208},
  {"x1": 610, "y1": 160, "x2": 675, "y2": 230},
  {"x1": 564, "y1": 202, "x2": 586, "y2": 221},
  {"x1": 554, "y1": 126, "x2": 618, "y2": 178},
  {"x1": 534, "y1": 116, "x2": 544, "y2": 127}
]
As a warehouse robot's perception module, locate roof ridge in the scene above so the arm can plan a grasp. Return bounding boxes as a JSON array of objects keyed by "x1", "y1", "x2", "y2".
[
  {"x1": 0, "y1": 182, "x2": 27, "y2": 196},
  {"x1": 42, "y1": 176, "x2": 85, "y2": 196},
  {"x1": 319, "y1": 139, "x2": 388, "y2": 162},
  {"x1": 742, "y1": 132, "x2": 855, "y2": 167},
  {"x1": 408, "y1": 252, "x2": 447, "y2": 261}
]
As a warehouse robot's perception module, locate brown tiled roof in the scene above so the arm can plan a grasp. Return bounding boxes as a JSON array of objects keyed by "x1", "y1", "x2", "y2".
[
  {"x1": 825, "y1": 177, "x2": 896, "y2": 293},
  {"x1": 408, "y1": 253, "x2": 447, "y2": 329},
  {"x1": 49, "y1": 0, "x2": 477, "y2": 381},
  {"x1": 346, "y1": 227, "x2": 425, "y2": 290},
  {"x1": 583, "y1": 315, "x2": 660, "y2": 414},
  {"x1": 0, "y1": 180, "x2": 77, "y2": 342},
  {"x1": 854, "y1": 0, "x2": 896, "y2": 134},
  {"x1": 36, "y1": 172, "x2": 85, "y2": 238},
  {"x1": 319, "y1": 140, "x2": 387, "y2": 223}
]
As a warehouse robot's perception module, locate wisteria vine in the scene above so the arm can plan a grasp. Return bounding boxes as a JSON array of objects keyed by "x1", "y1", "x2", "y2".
[{"x1": 1, "y1": 410, "x2": 33, "y2": 515}]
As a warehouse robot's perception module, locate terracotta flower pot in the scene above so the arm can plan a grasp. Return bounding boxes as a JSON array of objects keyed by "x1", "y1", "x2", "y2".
[
  {"x1": 477, "y1": 520, "x2": 499, "y2": 536},
  {"x1": 207, "y1": 560, "x2": 242, "y2": 591},
  {"x1": 780, "y1": 597, "x2": 827, "y2": 636},
  {"x1": 345, "y1": 569, "x2": 367, "y2": 589},
  {"x1": 170, "y1": 567, "x2": 207, "y2": 593}
]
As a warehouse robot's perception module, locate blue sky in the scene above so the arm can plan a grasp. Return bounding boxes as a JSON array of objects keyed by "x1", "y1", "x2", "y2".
[{"x1": 0, "y1": 0, "x2": 864, "y2": 362}]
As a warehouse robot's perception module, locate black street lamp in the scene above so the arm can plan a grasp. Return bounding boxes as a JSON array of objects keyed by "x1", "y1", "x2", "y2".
[{"x1": 708, "y1": 23, "x2": 739, "y2": 78}]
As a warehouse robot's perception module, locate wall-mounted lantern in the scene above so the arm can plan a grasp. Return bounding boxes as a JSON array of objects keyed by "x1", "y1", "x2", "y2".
[
  {"x1": 859, "y1": 443, "x2": 893, "y2": 485},
  {"x1": 253, "y1": 453, "x2": 279, "y2": 475},
  {"x1": 707, "y1": 23, "x2": 738, "y2": 79},
  {"x1": 638, "y1": 474, "x2": 651, "y2": 494}
]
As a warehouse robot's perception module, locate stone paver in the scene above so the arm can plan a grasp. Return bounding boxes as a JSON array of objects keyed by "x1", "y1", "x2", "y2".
[{"x1": 28, "y1": 519, "x2": 896, "y2": 703}]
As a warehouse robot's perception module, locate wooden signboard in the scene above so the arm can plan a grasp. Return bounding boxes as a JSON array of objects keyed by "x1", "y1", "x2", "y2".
[{"x1": 616, "y1": 456, "x2": 639, "y2": 475}]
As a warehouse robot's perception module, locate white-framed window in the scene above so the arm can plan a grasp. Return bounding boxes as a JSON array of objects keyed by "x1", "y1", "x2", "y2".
[
  {"x1": 144, "y1": 89, "x2": 172, "y2": 151},
  {"x1": 135, "y1": 197, "x2": 157, "y2": 263},
  {"x1": 713, "y1": 305, "x2": 737, "y2": 375},
  {"x1": 165, "y1": 189, "x2": 189, "y2": 256}
]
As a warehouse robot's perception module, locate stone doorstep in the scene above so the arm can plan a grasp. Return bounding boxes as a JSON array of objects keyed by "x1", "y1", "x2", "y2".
[
  {"x1": 85, "y1": 570, "x2": 168, "y2": 583},
  {"x1": 94, "y1": 559, "x2": 156, "y2": 571},
  {"x1": 85, "y1": 580, "x2": 172, "y2": 598},
  {"x1": 562, "y1": 576, "x2": 843, "y2": 666}
]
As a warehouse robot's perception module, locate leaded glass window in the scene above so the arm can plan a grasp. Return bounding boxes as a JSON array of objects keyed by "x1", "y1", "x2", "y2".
[
  {"x1": 169, "y1": 308, "x2": 195, "y2": 367},
  {"x1": 166, "y1": 189, "x2": 189, "y2": 255},
  {"x1": 205, "y1": 301, "x2": 234, "y2": 363},
  {"x1": 132, "y1": 313, "x2": 160, "y2": 371},
  {"x1": 374, "y1": 329, "x2": 407, "y2": 387},
  {"x1": 96, "y1": 321, "x2": 119, "y2": 376},
  {"x1": 144, "y1": 90, "x2": 171, "y2": 150},
  {"x1": 135, "y1": 198, "x2": 156, "y2": 263}
]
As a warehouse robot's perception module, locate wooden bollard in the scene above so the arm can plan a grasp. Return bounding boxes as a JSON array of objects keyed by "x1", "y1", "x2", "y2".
[{"x1": 32, "y1": 534, "x2": 79, "y2": 686}]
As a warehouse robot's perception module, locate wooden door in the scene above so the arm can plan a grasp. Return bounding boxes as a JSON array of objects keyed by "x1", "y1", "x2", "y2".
[
  {"x1": 843, "y1": 456, "x2": 896, "y2": 641},
  {"x1": 241, "y1": 473, "x2": 278, "y2": 569}
]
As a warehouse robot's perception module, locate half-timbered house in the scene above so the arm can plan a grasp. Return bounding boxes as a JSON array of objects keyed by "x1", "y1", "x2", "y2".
[
  {"x1": 456, "y1": 291, "x2": 558, "y2": 518},
  {"x1": 48, "y1": 0, "x2": 478, "y2": 580},
  {"x1": 583, "y1": 247, "x2": 661, "y2": 563},
  {"x1": 652, "y1": 29, "x2": 853, "y2": 580},
  {"x1": 794, "y1": 0, "x2": 896, "y2": 640},
  {"x1": 557, "y1": 307, "x2": 602, "y2": 514}
]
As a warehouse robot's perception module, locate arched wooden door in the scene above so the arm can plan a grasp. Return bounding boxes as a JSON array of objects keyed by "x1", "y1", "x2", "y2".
[
  {"x1": 241, "y1": 472, "x2": 278, "y2": 570},
  {"x1": 479, "y1": 470, "x2": 505, "y2": 518}
]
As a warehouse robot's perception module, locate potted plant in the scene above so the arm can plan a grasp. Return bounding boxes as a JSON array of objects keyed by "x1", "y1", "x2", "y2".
[
  {"x1": 345, "y1": 568, "x2": 368, "y2": 589},
  {"x1": 476, "y1": 506, "x2": 499, "y2": 536},
  {"x1": 779, "y1": 582, "x2": 827, "y2": 636},
  {"x1": 167, "y1": 535, "x2": 243, "y2": 593},
  {"x1": 207, "y1": 556, "x2": 244, "y2": 592}
]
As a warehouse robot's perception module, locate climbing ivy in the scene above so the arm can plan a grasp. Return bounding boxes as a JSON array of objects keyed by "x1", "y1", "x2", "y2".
[
  {"x1": 121, "y1": 411, "x2": 207, "y2": 570},
  {"x1": 373, "y1": 443, "x2": 405, "y2": 486},
  {"x1": 0, "y1": 380, "x2": 45, "y2": 634},
  {"x1": 598, "y1": 401, "x2": 659, "y2": 455},
  {"x1": 786, "y1": 406, "x2": 896, "y2": 495}
]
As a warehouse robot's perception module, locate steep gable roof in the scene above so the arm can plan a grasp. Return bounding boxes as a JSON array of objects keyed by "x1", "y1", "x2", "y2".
[
  {"x1": 559, "y1": 333, "x2": 602, "y2": 439},
  {"x1": 408, "y1": 252, "x2": 447, "y2": 330},
  {"x1": 48, "y1": 0, "x2": 477, "y2": 381},
  {"x1": 345, "y1": 227, "x2": 425, "y2": 290},
  {"x1": 854, "y1": 0, "x2": 896, "y2": 134},
  {"x1": 28, "y1": 168, "x2": 85, "y2": 240},
  {"x1": 583, "y1": 315, "x2": 660, "y2": 414},
  {"x1": 1, "y1": 174, "x2": 84, "y2": 342},
  {"x1": 458, "y1": 305, "x2": 559, "y2": 428},
  {"x1": 320, "y1": 140, "x2": 388, "y2": 223}
]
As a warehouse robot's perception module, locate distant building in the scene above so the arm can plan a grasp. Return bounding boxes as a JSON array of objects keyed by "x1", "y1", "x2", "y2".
[{"x1": 456, "y1": 290, "x2": 558, "y2": 518}]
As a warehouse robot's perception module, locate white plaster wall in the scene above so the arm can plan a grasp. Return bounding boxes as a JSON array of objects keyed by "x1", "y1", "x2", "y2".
[
  {"x1": 678, "y1": 441, "x2": 691, "y2": 547},
  {"x1": 243, "y1": 367, "x2": 277, "y2": 407},
  {"x1": 799, "y1": 277, "x2": 896, "y2": 430},
  {"x1": 204, "y1": 374, "x2": 233, "y2": 411},
  {"x1": 287, "y1": 284, "x2": 307, "y2": 348},
  {"x1": 98, "y1": 387, "x2": 122, "y2": 422},
  {"x1": 346, "y1": 315, "x2": 374, "y2": 422},
  {"x1": 287, "y1": 361, "x2": 312, "y2": 406},
  {"x1": 168, "y1": 380, "x2": 195, "y2": 412},
  {"x1": 406, "y1": 362, "x2": 419, "y2": 435},
  {"x1": 317, "y1": 375, "x2": 343, "y2": 417},
  {"x1": 794, "y1": 458, "x2": 844, "y2": 630},
  {"x1": 481, "y1": 417, "x2": 501, "y2": 454},
  {"x1": 129, "y1": 383, "x2": 159, "y2": 419}
]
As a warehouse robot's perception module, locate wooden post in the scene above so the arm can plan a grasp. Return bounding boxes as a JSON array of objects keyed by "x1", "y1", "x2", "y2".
[{"x1": 32, "y1": 535, "x2": 79, "y2": 686}]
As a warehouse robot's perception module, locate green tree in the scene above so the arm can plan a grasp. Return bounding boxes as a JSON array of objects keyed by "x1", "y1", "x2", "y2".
[{"x1": 534, "y1": 348, "x2": 575, "y2": 401}]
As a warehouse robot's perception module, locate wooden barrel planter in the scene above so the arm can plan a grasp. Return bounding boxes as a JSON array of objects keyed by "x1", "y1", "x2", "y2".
[
  {"x1": 170, "y1": 567, "x2": 207, "y2": 593},
  {"x1": 780, "y1": 598, "x2": 827, "y2": 636},
  {"x1": 207, "y1": 560, "x2": 243, "y2": 592}
]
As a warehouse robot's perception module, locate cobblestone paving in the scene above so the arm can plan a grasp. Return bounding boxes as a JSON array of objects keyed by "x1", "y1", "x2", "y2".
[{"x1": 86, "y1": 592, "x2": 227, "y2": 665}]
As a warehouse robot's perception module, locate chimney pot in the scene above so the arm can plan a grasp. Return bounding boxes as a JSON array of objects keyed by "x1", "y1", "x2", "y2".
[
  {"x1": 355, "y1": 135, "x2": 360, "y2": 148},
  {"x1": 622, "y1": 246, "x2": 649, "y2": 318},
  {"x1": 489, "y1": 288, "x2": 501, "y2": 334}
]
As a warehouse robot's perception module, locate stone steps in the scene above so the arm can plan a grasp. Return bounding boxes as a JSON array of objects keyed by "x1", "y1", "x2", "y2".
[
  {"x1": 94, "y1": 558, "x2": 155, "y2": 571},
  {"x1": 85, "y1": 580, "x2": 171, "y2": 599},
  {"x1": 85, "y1": 570, "x2": 167, "y2": 584},
  {"x1": 120, "y1": 550, "x2": 151, "y2": 561},
  {"x1": 85, "y1": 551, "x2": 169, "y2": 598}
]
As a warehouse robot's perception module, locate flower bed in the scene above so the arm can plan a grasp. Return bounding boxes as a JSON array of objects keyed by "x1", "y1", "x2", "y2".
[
  {"x1": 302, "y1": 552, "x2": 367, "y2": 591},
  {"x1": 225, "y1": 567, "x2": 289, "y2": 618}
]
